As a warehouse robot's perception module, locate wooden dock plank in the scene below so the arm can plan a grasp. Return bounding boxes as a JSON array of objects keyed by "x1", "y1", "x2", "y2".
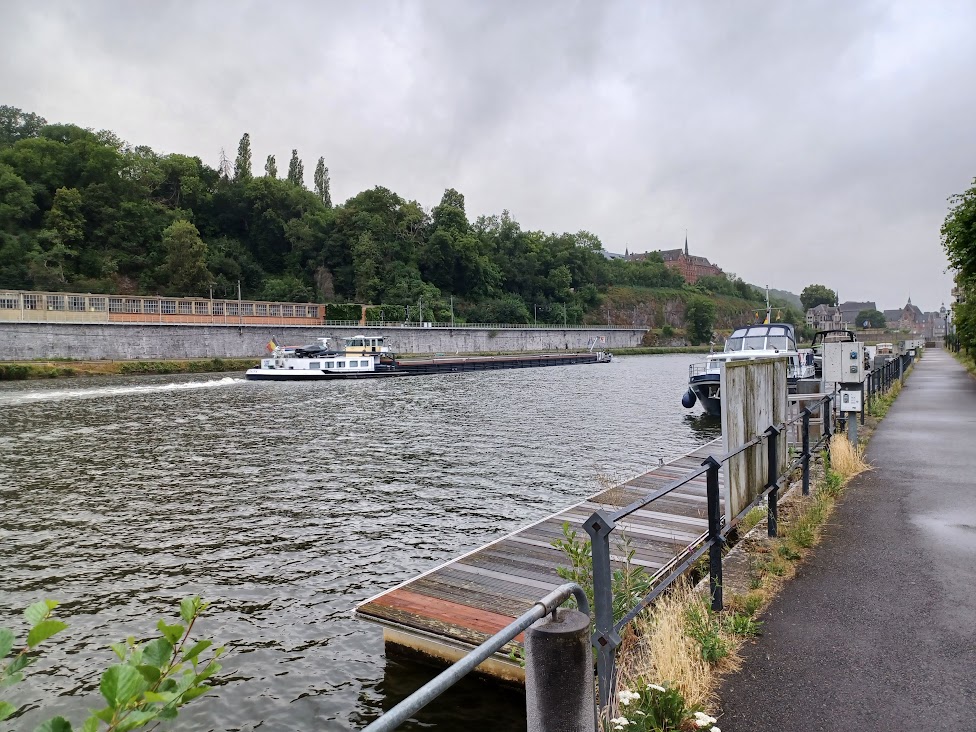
[{"x1": 356, "y1": 437, "x2": 725, "y2": 661}]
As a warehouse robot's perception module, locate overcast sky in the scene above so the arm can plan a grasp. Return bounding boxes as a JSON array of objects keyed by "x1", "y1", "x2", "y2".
[{"x1": 3, "y1": 0, "x2": 973, "y2": 312}]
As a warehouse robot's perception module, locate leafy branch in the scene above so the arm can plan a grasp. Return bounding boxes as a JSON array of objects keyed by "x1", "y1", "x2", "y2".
[{"x1": 1, "y1": 597, "x2": 223, "y2": 732}]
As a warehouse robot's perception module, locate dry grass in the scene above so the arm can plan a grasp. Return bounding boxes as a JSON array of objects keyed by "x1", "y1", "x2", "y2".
[
  {"x1": 615, "y1": 583, "x2": 723, "y2": 715},
  {"x1": 829, "y1": 434, "x2": 870, "y2": 479}
]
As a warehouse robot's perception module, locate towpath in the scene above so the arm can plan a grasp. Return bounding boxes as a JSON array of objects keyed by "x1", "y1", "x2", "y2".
[{"x1": 717, "y1": 347, "x2": 976, "y2": 730}]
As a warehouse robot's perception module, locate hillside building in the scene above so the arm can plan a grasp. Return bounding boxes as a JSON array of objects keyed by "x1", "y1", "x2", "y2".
[{"x1": 626, "y1": 235, "x2": 724, "y2": 284}]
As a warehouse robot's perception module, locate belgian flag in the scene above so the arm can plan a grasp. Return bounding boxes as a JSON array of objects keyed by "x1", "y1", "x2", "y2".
[{"x1": 266, "y1": 336, "x2": 279, "y2": 352}]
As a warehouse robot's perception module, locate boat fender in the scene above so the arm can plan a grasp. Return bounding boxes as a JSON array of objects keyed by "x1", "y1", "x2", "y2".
[{"x1": 682, "y1": 389, "x2": 697, "y2": 409}]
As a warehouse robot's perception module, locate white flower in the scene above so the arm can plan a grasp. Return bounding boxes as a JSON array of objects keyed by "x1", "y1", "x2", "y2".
[
  {"x1": 649, "y1": 683, "x2": 666, "y2": 692},
  {"x1": 634, "y1": 710, "x2": 646, "y2": 716},
  {"x1": 693, "y1": 711, "x2": 718, "y2": 727},
  {"x1": 617, "y1": 689, "x2": 641, "y2": 706},
  {"x1": 711, "y1": 727, "x2": 721, "y2": 732},
  {"x1": 609, "y1": 717, "x2": 631, "y2": 729}
]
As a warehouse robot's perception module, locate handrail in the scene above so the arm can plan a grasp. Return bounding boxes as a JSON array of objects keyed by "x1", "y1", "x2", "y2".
[
  {"x1": 585, "y1": 391, "x2": 835, "y2": 710},
  {"x1": 361, "y1": 583, "x2": 588, "y2": 732}
]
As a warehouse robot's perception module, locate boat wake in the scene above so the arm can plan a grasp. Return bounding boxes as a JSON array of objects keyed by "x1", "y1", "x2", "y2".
[{"x1": 2, "y1": 377, "x2": 244, "y2": 405}]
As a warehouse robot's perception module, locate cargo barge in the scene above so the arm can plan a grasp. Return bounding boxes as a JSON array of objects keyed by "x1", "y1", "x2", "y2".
[{"x1": 244, "y1": 335, "x2": 611, "y2": 381}]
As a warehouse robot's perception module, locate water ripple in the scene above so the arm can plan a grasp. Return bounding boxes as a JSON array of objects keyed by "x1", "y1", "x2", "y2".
[{"x1": 0, "y1": 356, "x2": 718, "y2": 731}]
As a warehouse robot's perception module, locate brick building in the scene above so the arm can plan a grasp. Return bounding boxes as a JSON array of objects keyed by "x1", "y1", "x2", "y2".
[{"x1": 626, "y1": 236, "x2": 724, "y2": 284}]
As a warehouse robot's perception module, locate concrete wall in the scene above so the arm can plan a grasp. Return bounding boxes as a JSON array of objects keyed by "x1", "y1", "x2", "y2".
[{"x1": 0, "y1": 322, "x2": 646, "y2": 361}]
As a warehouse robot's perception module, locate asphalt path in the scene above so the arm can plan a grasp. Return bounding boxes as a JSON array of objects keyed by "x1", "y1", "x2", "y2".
[{"x1": 717, "y1": 348, "x2": 976, "y2": 731}]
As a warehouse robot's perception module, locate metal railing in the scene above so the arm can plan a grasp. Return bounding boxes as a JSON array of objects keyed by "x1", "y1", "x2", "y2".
[
  {"x1": 324, "y1": 320, "x2": 639, "y2": 331},
  {"x1": 864, "y1": 351, "x2": 915, "y2": 421},
  {"x1": 584, "y1": 393, "x2": 835, "y2": 711},
  {"x1": 362, "y1": 583, "x2": 589, "y2": 732}
]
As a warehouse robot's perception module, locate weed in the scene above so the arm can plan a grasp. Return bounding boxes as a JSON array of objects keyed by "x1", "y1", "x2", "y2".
[
  {"x1": 685, "y1": 600, "x2": 730, "y2": 664},
  {"x1": 724, "y1": 611, "x2": 763, "y2": 638},
  {"x1": 777, "y1": 543, "x2": 802, "y2": 561}
]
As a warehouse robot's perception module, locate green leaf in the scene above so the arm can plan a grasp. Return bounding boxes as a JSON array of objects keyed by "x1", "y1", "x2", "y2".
[
  {"x1": 0, "y1": 701, "x2": 16, "y2": 721},
  {"x1": 24, "y1": 600, "x2": 58, "y2": 626},
  {"x1": 81, "y1": 717, "x2": 99, "y2": 732},
  {"x1": 7, "y1": 653, "x2": 31, "y2": 674},
  {"x1": 181, "y1": 639, "x2": 211, "y2": 664},
  {"x1": 92, "y1": 707, "x2": 114, "y2": 724},
  {"x1": 99, "y1": 664, "x2": 148, "y2": 707},
  {"x1": 0, "y1": 628, "x2": 15, "y2": 658},
  {"x1": 157, "y1": 706, "x2": 178, "y2": 720},
  {"x1": 32, "y1": 716, "x2": 73, "y2": 732},
  {"x1": 179, "y1": 597, "x2": 198, "y2": 624},
  {"x1": 143, "y1": 691, "x2": 176, "y2": 704},
  {"x1": 114, "y1": 710, "x2": 158, "y2": 732},
  {"x1": 180, "y1": 685, "x2": 211, "y2": 702},
  {"x1": 110, "y1": 642, "x2": 127, "y2": 660},
  {"x1": 136, "y1": 665, "x2": 161, "y2": 684},
  {"x1": 156, "y1": 620, "x2": 184, "y2": 645},
  {"x1": 27, "y1": 620, "x2": 68, "y2": 649},
  {"x1": 194, "y1": 661, "x2": 221, "y2": 682},
  {"x1": 141, "y1": 638, "x2": 172, "y2": 668}
]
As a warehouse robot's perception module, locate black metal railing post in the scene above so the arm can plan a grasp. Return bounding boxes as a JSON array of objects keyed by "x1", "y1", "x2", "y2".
[
  {"x1": 703, "y1": 456, "x2": 723, "y2": 611},
  {"x1": 765, "y1": 425, "x2": 781, "y2": 538},
  {"x1": 583, "y1": 510, "x2": 620, "y2": 713},
  {"x1": 801, "y1": 407, "x2": 812, "y2": 496},
  {"x1": 867, "y1": 371, "x2": 873, "y2": 413}
]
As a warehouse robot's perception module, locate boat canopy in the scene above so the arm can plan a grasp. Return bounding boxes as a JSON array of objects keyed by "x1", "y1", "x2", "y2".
[{"x1": 725, "y1": 324, "x2": 796, "y2": 353}]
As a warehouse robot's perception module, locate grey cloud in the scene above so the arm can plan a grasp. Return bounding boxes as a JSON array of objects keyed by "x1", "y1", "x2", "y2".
[{"x1": 2, "y1": 0, "x2": 972, "y2": 311}]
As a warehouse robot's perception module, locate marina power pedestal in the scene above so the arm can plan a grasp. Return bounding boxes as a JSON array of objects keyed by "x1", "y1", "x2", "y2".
[{"x1": 824, "y1": 341, "x2": 866, "y2": 444}]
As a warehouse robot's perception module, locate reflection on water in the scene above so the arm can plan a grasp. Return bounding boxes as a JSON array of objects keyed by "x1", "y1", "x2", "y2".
[
  {"x1": 683, "y1": 413, "x2": 723, "y2": 443},
  {"x1": 0, "y1": 355, "x2": 718, "y2": 731}
]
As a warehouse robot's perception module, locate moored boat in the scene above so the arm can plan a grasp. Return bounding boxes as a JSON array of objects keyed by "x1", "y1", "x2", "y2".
[{"x1": 682, "y1": 322, "x2": 816, "y2": 417}]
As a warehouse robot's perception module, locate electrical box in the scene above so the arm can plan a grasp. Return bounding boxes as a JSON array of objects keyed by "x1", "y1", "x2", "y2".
[
  {"x1": 823, "y1": 341, "x2": 866, "y2": 384},
  {"x1": 839, "y1": 388, "x2": 862, "y2": 412}
]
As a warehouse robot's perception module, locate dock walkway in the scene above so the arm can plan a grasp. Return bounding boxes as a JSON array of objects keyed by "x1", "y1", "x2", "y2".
[{"x1": 355, "y1": 438, "x2": 724, "y2": 678}]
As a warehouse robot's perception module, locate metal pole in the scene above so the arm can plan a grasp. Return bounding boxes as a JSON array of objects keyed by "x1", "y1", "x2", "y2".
[
  {"x1": 860, "y1": 381, "x2": 865, "y2": 426},
  {"x1": 450, "y1": 295, "x2": 454, "y2": 327},
  {"x1": 525, "y1": 609, "x2": 595, "y2": 732},
  {"x1": 848, "y1": 408, "x2": 858, "y2": 445},
  {"x1": 583, "y1": 510, "x2": 620, "y2": 713},
  {"x1": 766, "y1": 425, "x2": 781, "y2": 538},
  {"x1": 704, "y1": 456, "x2": 723, "y2": 611},
  {"x1": 801, "y1": 407, "x2": 811, "y2": 496}
]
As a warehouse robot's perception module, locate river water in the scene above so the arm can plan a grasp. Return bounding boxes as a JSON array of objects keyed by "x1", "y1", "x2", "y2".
[{"x1": 0, "y1": 355, "x2": 719, "y2": 731}]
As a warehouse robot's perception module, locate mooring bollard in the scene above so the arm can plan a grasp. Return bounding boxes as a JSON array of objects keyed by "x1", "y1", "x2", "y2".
[{"x1": 525, "y1": 608, "x2": 595, "y2": 732}]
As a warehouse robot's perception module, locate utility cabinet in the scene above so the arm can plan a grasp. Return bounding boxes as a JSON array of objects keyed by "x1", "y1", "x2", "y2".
[{"x1": 823, "y1": 341, "x2": 865, "y2": 384}]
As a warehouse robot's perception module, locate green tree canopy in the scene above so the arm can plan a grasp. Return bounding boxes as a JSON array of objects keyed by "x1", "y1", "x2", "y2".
[
  {"x1": 313, "y1": 157, "x2": 331, "y2": 207},
  {"x1": 159, "y1": 220, "x2": 211, "y2": 296},
  {"x1": 264, "y1": 155, "x2": 277, "y2": 178},
  {"x1": 800, "y1": 284, "x2": 837, "y2": 311},
  {"x1": 685, "y1": 297, "x2": 716, "y2": 345},
  {"x1": 233, "y1": 133, "x2": 252, "y2": 182},
  {"x1": 855, "y1": 309, "x2": 886, "y2": 328},
  {"x1": 287, "y1": 149, "x2": 304, "y2": 187}
]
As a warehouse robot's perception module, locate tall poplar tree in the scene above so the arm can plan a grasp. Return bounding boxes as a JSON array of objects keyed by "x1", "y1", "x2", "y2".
[
  {"x1": 287, "y1": 149, "x2": 304, "y2": 187},
  {"x1": 233, "y1": 133, "x2": 252, "y2": 181},
  {"x1": 313, "y1": 157, "x2": 331, "y2": 206},
  {"x1": 265, "y1": 154, "x2": 277, "y2": 178}
]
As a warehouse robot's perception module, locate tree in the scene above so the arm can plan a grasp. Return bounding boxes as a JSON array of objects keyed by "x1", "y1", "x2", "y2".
[
  {"x1": 856, "y1": 309, "x2": 886, "y2": 328},
  {"x1": 0, "y1": 164, "x2": 36, "y2": 228},
  {"x1": 351, "y1": 231, "x2": 381, "y2": 302},
  {"x1": 313, "y1": 157, "x2": 331, "y2": 206},
  {"x1": 265, "y1": 154, "x2": 277, "y2": 178},
  {"x1": 287, "y1": 149, "x2": 304, "y2": 187},
  {"x1": 941, "y1": 178, "x2": 976, "y2": 352},
  {"x1": 233, "y1": 132, "x2": 252, "y2": 182},
  {"x1": 0, "y1": 105, "x2": 47, "y2": 148},
  {"x1": 159, "y1": 220, "x2": 212, "y2": 295},
  {"x1": 685, "y1": 297, "x2": 716, "y2": 345},
  {"x1": 800, "y1": 284, "x2": 837, "y2": 311}
]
